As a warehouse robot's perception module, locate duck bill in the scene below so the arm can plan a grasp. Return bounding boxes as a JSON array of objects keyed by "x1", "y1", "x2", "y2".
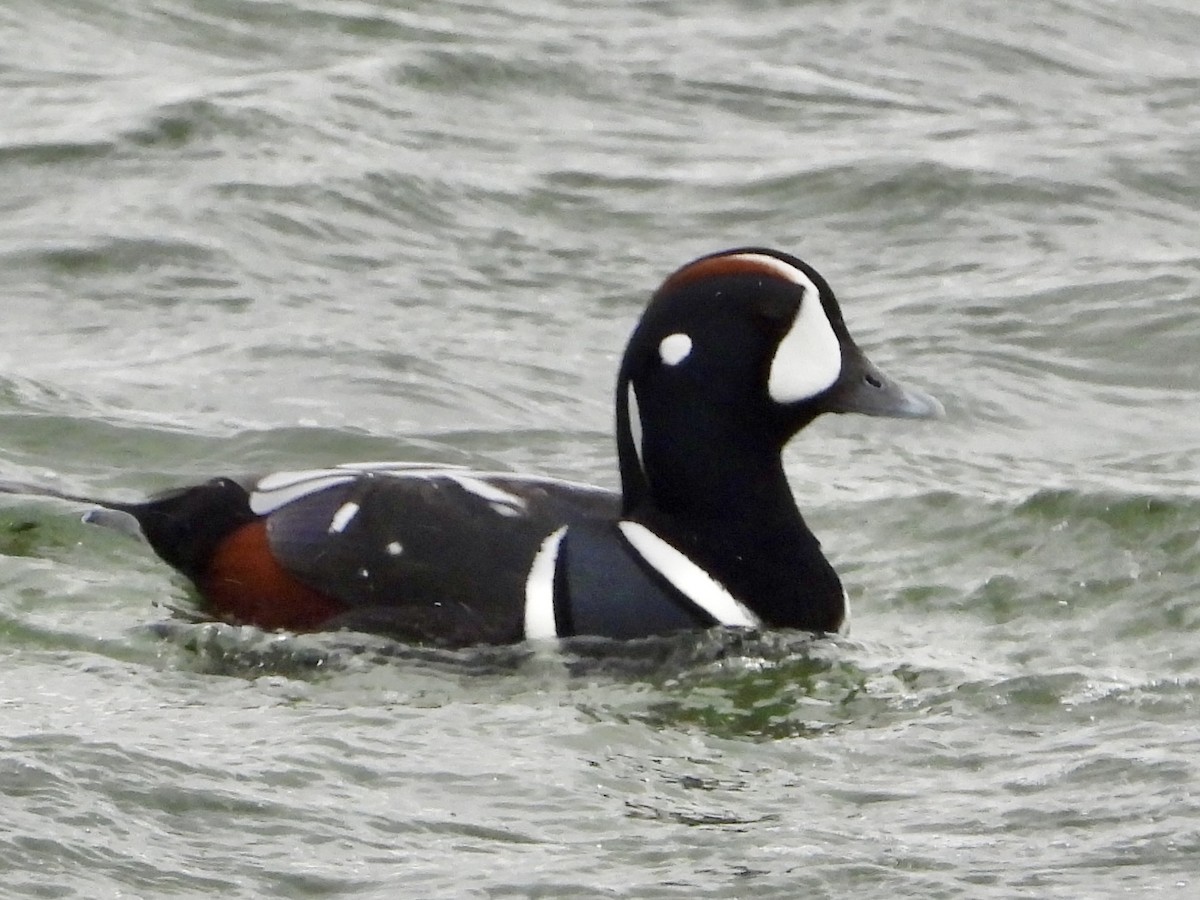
[{"x1": 822, "y1": 346, "x2": 944, "y2": 419}]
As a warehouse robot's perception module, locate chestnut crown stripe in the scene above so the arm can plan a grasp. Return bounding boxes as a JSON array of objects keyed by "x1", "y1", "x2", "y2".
[{"x1": 657, "y1": 251, "x2": 815, "y2": 294}]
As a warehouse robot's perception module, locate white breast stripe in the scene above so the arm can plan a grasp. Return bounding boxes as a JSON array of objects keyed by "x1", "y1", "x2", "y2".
[
  {"x1": 249, "y1": 473, "x2": 356, "y2": 515},
  {"x1": 838, "y1": 587, "x2": 851, "y2": 636},
  {"x1": 616, "y1": 521, "x2": 760, "y2": 628},
  {"x1": 524, "y1": 526, "x2": 566, "y2": 640},
  {"x1": 767, "y1": 270, "x2": 842, "y2": 404}
]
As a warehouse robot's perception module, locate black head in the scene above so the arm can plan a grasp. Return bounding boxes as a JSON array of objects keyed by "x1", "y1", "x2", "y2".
[{"x1": 616, "y1": 248, "x2": 941, "y2": 513}]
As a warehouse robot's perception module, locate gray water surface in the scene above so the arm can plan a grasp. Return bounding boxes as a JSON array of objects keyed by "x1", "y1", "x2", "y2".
[{"x1": 2, "y1": 1, "x2": 1199, "y2": 897}]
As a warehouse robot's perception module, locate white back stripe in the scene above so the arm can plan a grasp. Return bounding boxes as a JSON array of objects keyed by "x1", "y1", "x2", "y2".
[
  {"x1": 447, "y1": 474, "x2": 526, "y2": 512},
  {"x1": 616, "y1": 521, "x2": 761, "y2": 628},
  {"x1": 250, "y1": 473, "x2": 355, "y2": 515},
  {"x1": 524, "y1": 526, "x2": 566, "y2": 640},
  {"x1": 255, "y1": 468, "x2": 354, "y2": 493}
]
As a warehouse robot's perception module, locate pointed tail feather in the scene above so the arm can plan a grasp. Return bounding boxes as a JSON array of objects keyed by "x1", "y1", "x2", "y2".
[
  {"x1": 0, "y1": 476, "x2": 258, "y2": 581},
  {"x1": 0, "y1": 478, "x2": 144, "y2": 538}
]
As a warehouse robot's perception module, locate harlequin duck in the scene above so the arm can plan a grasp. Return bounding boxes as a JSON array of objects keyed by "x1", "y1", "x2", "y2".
[{"x1": 0, "y1": 248, "x2": 941, "y2": 646}]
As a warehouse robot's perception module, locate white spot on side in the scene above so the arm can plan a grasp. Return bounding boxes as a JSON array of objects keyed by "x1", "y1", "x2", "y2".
[
  {"x1": 328, "y1": 501, "x2": 360, "y2": 534},
  {"x1": 385, "y1": 541, "x2": 403, "y2": 556},
  {"x1": 358, "y1": 567, "x2": 371, "y2": 579},
  {"x1": 837, "y1": 587, "x2": 851, "y2": 636},
  {"x1": 616, "y1": 521, "x2": 760, "y2": 628},
  {"x1": 767, "y1": 274, "x2": 842, "y2": 404},
  {"x1": 658, "y1": 332, "x2": 693, "y2": 366},
  {"x1": 524, "y1": 526, "x2": 566, "y2": 640},
  {"x1": 82, "y1": 508, "x2": 146, "y2": 542},
  {"x1": 448, "y1": 474, "x2": 527, "y2": 514}
]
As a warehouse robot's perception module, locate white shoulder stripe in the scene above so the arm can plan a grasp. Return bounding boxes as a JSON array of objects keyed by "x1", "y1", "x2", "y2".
[
  {"x1": 524, "y1": 527, "x2": 566, "y2": 640},
  {"x1": 616, "y1": 521, "x2": 761, "y2": 628},
  {"x1": 249, "y1": 461, "x2": 603, "y2": 519}
]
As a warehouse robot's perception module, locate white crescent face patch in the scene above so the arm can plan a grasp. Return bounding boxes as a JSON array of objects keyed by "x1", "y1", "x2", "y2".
[{"x1": 762, "y1": 264, "x2": 843, "y2": 405}]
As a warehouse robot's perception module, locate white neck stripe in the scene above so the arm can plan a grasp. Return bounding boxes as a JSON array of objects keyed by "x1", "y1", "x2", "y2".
[{"x1": 617, "y1": 521, "x2": 760, "y2": 628}]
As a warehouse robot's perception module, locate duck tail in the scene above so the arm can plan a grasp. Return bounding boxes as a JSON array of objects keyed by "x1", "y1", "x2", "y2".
[
  {"x1": 0, "y1": 478, "x2": 145, "y2": 538},
  {"x1": 0, "y1": 478, "x2": 103, "y2": 507},
  {"x1": 1, "y1": 476, "x2": 260, "y2": 582}
]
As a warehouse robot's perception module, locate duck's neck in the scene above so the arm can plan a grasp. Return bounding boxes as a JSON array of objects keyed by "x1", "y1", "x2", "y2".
[{"x1": 616, "y1": 392, "x2": 844, "y2": 632}]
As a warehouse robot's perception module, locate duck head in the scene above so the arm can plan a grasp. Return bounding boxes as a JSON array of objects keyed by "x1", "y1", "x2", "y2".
[{"x1": 616, "y1": 247, "x2": 942, "y2": 516}]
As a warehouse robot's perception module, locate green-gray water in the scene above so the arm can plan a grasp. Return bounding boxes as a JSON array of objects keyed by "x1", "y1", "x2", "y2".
[{"x1": 2, "y1": 1, "x2": 1198, "y2": 897}]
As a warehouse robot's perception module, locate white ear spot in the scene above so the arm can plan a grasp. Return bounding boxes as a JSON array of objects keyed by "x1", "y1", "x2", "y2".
[
  {"x1": 767, "y1": 281, "x2": 842, "y2": 404},
  {"x1": 658, "y1": 333, "x2": 693, "y2": 366}
]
